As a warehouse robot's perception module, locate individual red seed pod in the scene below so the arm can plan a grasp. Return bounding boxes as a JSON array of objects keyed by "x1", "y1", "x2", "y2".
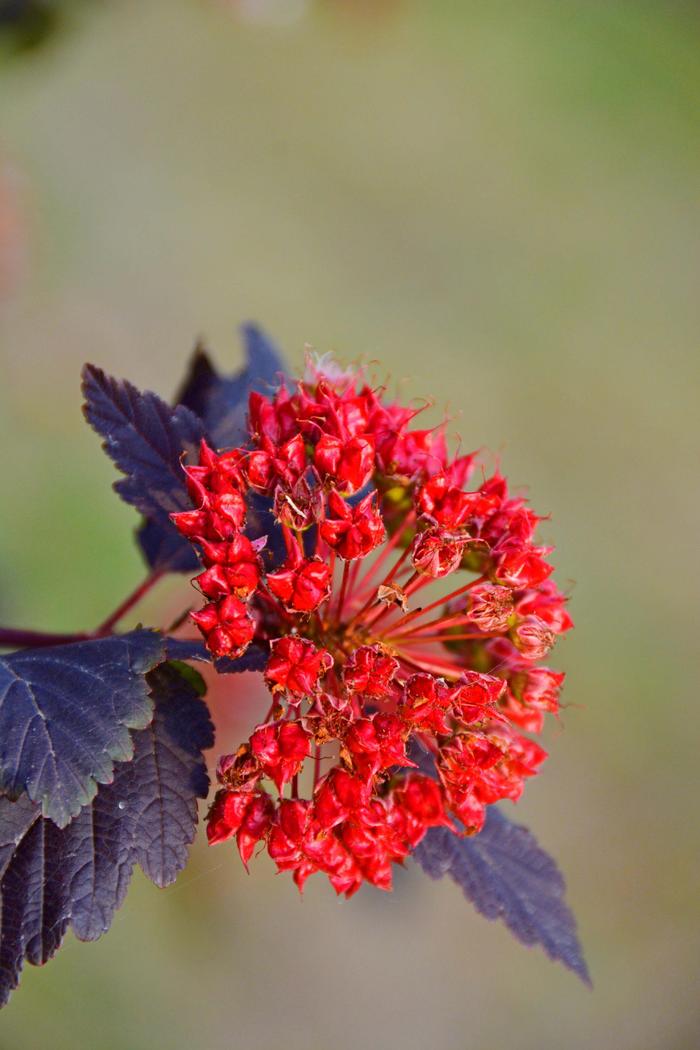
[
  {"x1": 502, "y1": 667, "x2": 565, "y2": 732},
  {"x1": 464, "y1": 583, "x2": 514, "y2": 633},
  {"x1": 236, "y1": 792, "x2": 275, "y2": 868},
  {"x1": 266, "y1": 541, "x2": 332, "y2": 614},
  {"x1": 195, "y1": 532, "x2": 263, "y2": 600},
  {"x1": 170, "y1": 507, "x2": 213, "y2": 541},
  {"x1": 378, "y1": 424, "x2": 448, "y2": 479},
  {"x1": 244, "y1": 447, "x2": 275, "y2": 492},
  {"x1": 495, "y1": 546, "x2": 553, "y2": 588},
  {"x1": 314, "y1": 432, "x2": 376, "y2": 495},
  {"x1": 207, "y1": 491, "x2": 248, "y2": 537},
  {"x1": 448, "y1": 671, "x2": 506, "y2": 726},
  {"x1": 515, "y1": 579, "x2": 573, "y2": 634},
  {"x1": 250, "y1": 720, "x2": 311, "y2": 792},
  {"x1": 305, "y1": 819, "x2": 363, "y2": 897},
  {"x1": 206, "y1": 789, "x2": 252, "y2": 845},
  {"x1": 273, "y1": 473, "x2": 324, "y2": 531},
  {"x1": 411, "y1": 526, "x2": 467, "y2": 578},
  {"x1": 190, "y1": 594, "x2": 255, "y2": 658},
  {"x1": 416, "y1": 473, "x2": 481, "y2": 529},
  {"x1": 272, "y1": 433, "x2": 308, "y2": 489},
  {"x1": 436, "y1": 735, "x2": 503, "y2": 832},
  {"x1": 206, "y1": 787, "x2": 272, "y2": 863},
  {"x1": 510, "y1": 614, "x2": 556, "y2": 660},
  {"x1": 478, "y1": 729, "x2": 548, "y2": 803},
  {"x1": 320, "y1": 490, "x2": 385, "y2": 560},
  {"x1": 390, "y1": 774, "x2": 453, "y2": 846},
  {"x1": 343, "y1": 713, "x2": 411, "y2": 781},
  {"x1": 249, "y1": 388, "x2": 292, "y2": 446},
  {"x1": 313, "y1": 767, "x2": 371, "y2": 830},
  {"x1": 341, "y1": 644, "x2": 399, "y2": 698},
  {"x1": 400, "y1": 673, "x2": 452, "y2": 734},
  {"x1": 516, "y1": 666, "x2": 565, "y2": 711},
  {"x1": 264, "y1": 636, "x2": 333, "y2": 700}
]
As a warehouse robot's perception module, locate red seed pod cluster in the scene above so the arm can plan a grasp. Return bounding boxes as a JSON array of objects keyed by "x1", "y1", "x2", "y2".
[{"x1": 171, "y1": 358, "x2": 572, "y2": 896}]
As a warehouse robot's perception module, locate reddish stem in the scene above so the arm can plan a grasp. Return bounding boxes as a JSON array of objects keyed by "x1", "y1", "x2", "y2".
[
  {"x1": 350, "y1": 550, "x2": 414, "y2": 630},
  {"x1": 389, "y1": 610, "x2": 477, "y2": 640},
  {"x1": 387, "y1": 574, "x2": 486, "y2": 635},
  {"x1": 347, "y1": 558, "x2": 362, "y2": 605},
  {"x1": 0, "y1": 627, "x2": 91, "y2": 649},
  {"x1": 320, "y1": 550, "x2": 337, "y2": 625},
  {"x1": 95, "y1": 570, "x2": 164, "y2": 636},
  {"x1": 335, "y1": 560, "x2": 351, "y2": 624},
  {"x1": 363, "y1": 569, "x2": 420, "y2": 631},
  {"x1": 353, "y1": 510, "x2": 415, "y2": 600},
  {"x1": 396, "y1": 631, "x2": 491, "y2": 645},
  {"x1": 397, "y1": 651, "x2": 465, "y2": 678},
  {"x1": 282, "y1": 524, "x2": 295, "y2": 556},
  {"x1": 0, "y1": 568, "x2": 167, "y2": 650},
  {"x1": 256, "y1": 587, "x2": 293, "y2": 624},
  {"x1": 349, "y1": 540, "x2": 413, "y2": 624},
  {"x1": 262, "y1": 696, "x2": 279, "y2": 723}
]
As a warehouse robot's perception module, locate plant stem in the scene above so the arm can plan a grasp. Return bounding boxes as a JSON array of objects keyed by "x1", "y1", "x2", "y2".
[
  {"x1": 387, "y1": 574, "x2": 486, "y2": 634},
  {"x1": 0, "y1": 627, "x2": 92, "y2": 649},
  {"x1": 335, "y1": 560, "x2": 351, "y2": 624},
  {"x1": 353, "y1": 510, "x2": 415, "y2": 600},
  {"x1": 94, "y1": 569, "x2": 164, "y2": 636},
  {"x1": 0, "y1": 568, "x2": 166, "y2": 650}
]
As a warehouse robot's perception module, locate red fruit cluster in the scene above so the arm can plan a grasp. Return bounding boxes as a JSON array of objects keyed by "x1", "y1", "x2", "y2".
[{"x1": 172, "y1": 357, "x2": 572, "y2": 896}]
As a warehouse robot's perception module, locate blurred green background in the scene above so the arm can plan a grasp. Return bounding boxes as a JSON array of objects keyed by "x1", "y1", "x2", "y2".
[{"x1": 1, "y1": 1, "x2": 699, "y2": 1047}]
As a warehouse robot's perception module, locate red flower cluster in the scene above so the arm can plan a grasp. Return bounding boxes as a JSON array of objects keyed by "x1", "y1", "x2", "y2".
[{"x1": 172, "y1": 359, "x2": 572, "y2": 896}]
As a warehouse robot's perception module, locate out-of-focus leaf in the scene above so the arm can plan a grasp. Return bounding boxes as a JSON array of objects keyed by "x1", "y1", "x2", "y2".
[
  {"x1": 0, "y1": 0, "x2": 58, "y2": 53},
  {"x1": 412, "y1": 808, "x2": 590, "y2": 984},
  {"x1": 0, "y1": 631, "x2": 164, "y2": 827},
  {"x1": 135, "y1": 324, "x2": 287, "y2": 572},
  {"x1": 176, "y1": 323, "x2": 286, "y2": 448}
]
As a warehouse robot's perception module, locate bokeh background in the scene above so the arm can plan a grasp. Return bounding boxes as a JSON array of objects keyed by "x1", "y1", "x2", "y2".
[{"x1": 1, "y1": 2, "x2": 699, "y2": 1047}]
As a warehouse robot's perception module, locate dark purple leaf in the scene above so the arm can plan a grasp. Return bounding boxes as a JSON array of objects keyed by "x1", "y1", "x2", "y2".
[
  {"x1": 0, "y1": 663, "x2": 213, "y2": 1007},
  {"x1": 0, "y1": 789, "x2": 138, "y2": 1006},
  {"x1": 136, "y1": 517, "x2": 200, "y2": 574},
  {"x1": 162, "y1": 637, "x2": 212, "y2": 664},
  {"x1": 245, "y1": 492, "x2": 287, "y2": 570},
  {"x1": 82, "y1": 363, "x2": 207, "y2": 574},
  {"x1": 215, "y1": 648, "x2": 269, "y2": 674},
  {"x1": 164, "y1": 636, "x2": 269, "y2": 675},
  {"x1": 135, "y1": 324, "x2": 287, "y2": 572},
  {"x1": 412, "y1": 808, "x2": 590, "y2": 984},
  {"x1": 0, "y1": 794, "x2": 36, "y2": 878},
  {"x1": 82, "y1": 363, "x2": 207, "y2": 524},
  {"x1": 126, "y1": 663, "x2": 213, "y2": 885},
  {"x1": 0, "y1": 630, "x2": 164, "y2": 827},
  {"x1": 176, "y1": 323, "x2": 286, "y2": 448}
]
